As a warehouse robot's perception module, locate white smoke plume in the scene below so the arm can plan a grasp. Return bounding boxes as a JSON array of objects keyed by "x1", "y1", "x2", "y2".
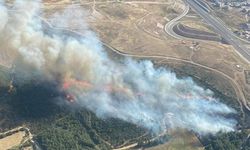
[{"x1": 0, "y1": 0, "x2": 237, "y2": 135}]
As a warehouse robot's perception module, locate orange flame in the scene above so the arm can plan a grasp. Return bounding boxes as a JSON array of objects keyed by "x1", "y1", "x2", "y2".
[
  {"x1": 62, "y1": 78, "x2": 143, "y2": 102},
  {"x1": 63, "y1": 78, "x2": 93, "y2": 90}
]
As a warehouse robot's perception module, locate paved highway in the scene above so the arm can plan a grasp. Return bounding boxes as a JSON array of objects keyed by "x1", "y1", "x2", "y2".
[{"x1": 186, "y1": 0, "x2": 250, "y2": 63}]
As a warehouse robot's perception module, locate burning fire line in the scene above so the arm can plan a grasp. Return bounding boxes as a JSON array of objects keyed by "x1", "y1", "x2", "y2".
[
  {"x1": 62, "y1": 79, "x2": 213, "y2": 103},
  {"x1": 62, "y1": 78, "x2": 141, "y2": 103}
]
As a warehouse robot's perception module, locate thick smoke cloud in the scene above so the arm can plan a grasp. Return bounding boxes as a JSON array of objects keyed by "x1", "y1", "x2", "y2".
[{"x1": 0, "y1": 1, "x2": 237, "y2": 135}]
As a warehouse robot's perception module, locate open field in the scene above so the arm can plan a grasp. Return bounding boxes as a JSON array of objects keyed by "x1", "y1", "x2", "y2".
[
  {"x1": 0, "y1": 127, "x2": 34, "y2": 150},
  {"x1": 0, "y1": 131, "x2": 25, "y2": 150},
  {"x1": 147, "y1": 130, "x2": 204, "y2": 150}
]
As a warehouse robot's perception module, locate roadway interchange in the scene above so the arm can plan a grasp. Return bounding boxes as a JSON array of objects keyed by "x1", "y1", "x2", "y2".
[{"x1": 186, "y1": 0, "x2": 250, "y2": 63}]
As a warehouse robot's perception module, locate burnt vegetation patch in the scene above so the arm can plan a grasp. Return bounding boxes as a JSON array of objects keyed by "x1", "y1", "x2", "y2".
[{"x1": 8, "y1": 80, "x2": 62, "y2": 120}]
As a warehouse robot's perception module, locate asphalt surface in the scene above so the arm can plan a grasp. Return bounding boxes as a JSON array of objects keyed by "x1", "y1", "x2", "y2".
[{"x1": 186, "y1": 0, "x2": 250, "y2": 63}]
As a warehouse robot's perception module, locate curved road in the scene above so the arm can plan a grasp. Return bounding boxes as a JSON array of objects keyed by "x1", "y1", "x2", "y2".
[{"x1": 164, "y1": 2, "x2": 190, "y2": 39}]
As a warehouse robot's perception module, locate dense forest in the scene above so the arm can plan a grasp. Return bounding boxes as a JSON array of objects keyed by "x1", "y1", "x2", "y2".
[
  {"x1": 34, "y1": 110, "x2": 148, "y2": 150},
  {"x1": 202, "y1": 130, "x2": 250, "y2": 150}
]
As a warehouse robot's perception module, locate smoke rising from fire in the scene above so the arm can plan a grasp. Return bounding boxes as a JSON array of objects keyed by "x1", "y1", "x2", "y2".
[{"x1": 0, "y1": 1, "x2": 237, "y2": 135}]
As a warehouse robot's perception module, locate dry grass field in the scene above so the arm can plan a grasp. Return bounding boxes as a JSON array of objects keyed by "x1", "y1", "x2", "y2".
[
  {"x1": 147, "y1": 130, "x2": 204, "y2": 150},
  {"x1": 0, "y1": 131, "x2": 26, "y2": 150}
]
